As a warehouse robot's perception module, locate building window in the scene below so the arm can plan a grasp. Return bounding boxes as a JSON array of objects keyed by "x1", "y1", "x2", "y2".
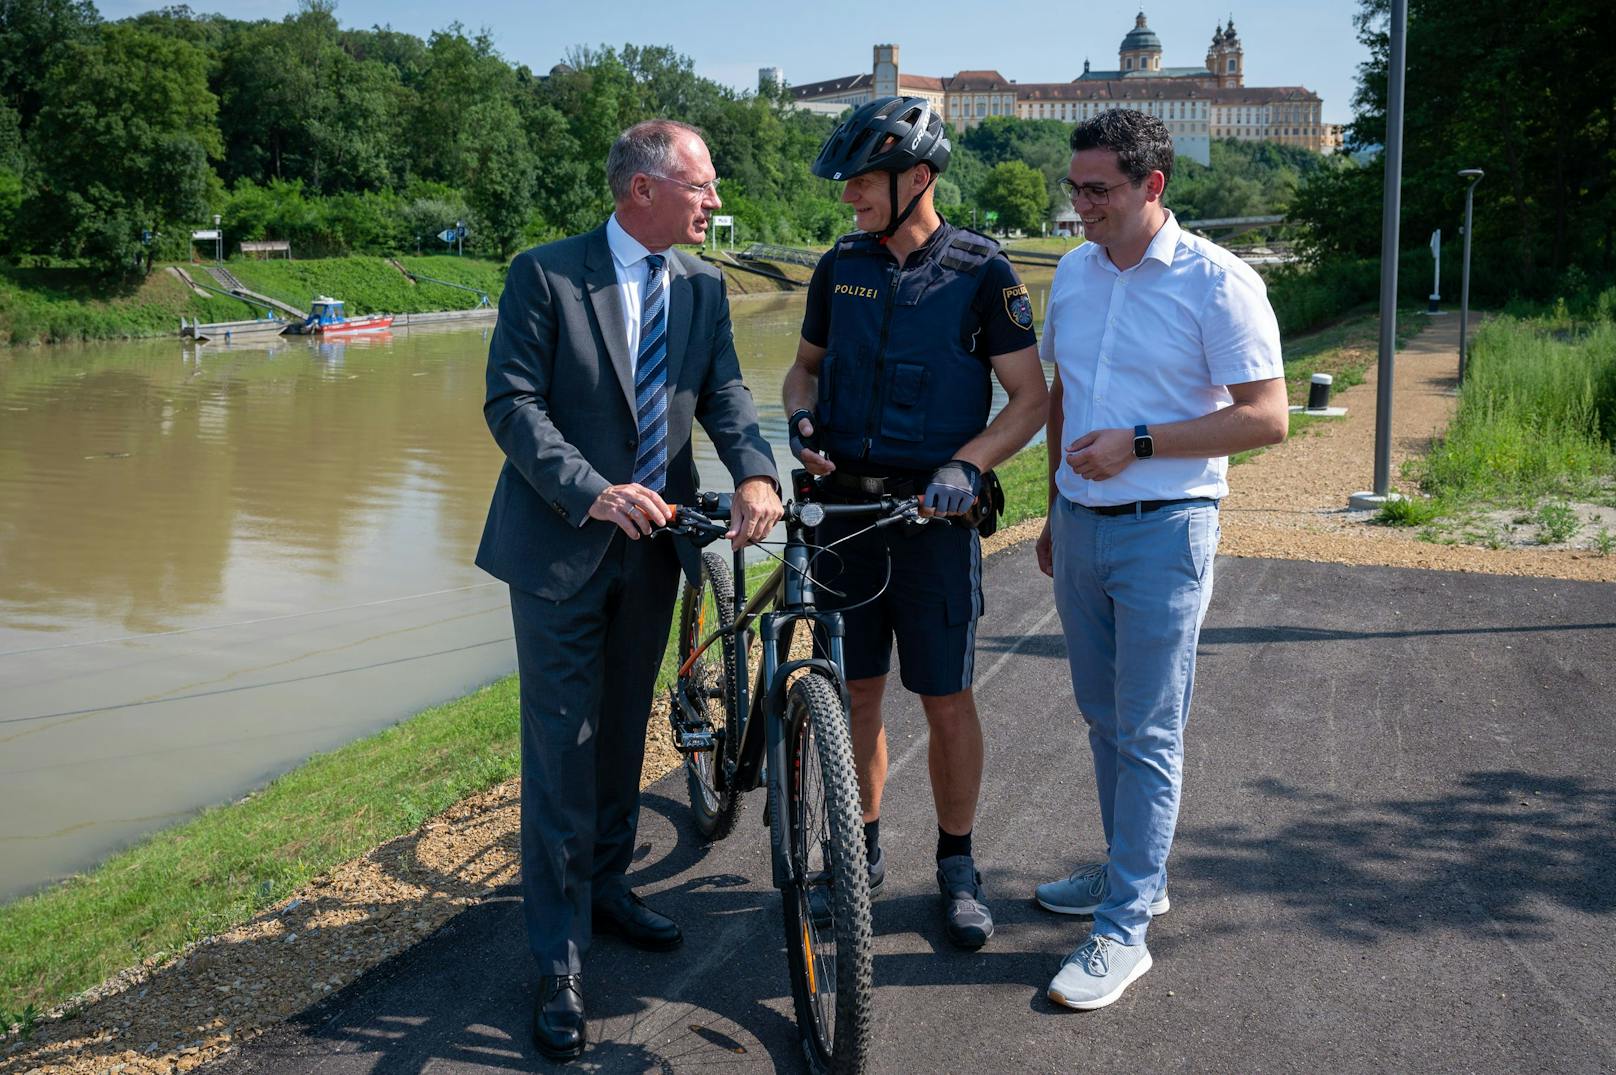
[{"x1": 1228, "y1": 59, "x2": 1236, "y2": 72}]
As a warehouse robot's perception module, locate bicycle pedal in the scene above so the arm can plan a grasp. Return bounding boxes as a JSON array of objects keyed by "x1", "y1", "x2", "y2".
[{"x1": 674, "y1": 728, "x2": 716, "y2": 753}]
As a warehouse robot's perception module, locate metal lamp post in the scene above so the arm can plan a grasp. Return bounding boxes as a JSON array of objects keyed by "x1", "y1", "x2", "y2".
[
  {"x1": 1456, "y1": 169, "x2": 1484, "y2": 384},
  {"x1": 213, "y1": 214, "x2": 222, "y2": 264}
]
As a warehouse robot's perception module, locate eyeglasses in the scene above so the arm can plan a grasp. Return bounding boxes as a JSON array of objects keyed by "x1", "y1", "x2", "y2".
[
  {"x1": 1057, "y1": 177, "x2": 1139, "y2": 205},
  {"x1": 646, "y1": 172, "x2": 721, "y2": 198}
]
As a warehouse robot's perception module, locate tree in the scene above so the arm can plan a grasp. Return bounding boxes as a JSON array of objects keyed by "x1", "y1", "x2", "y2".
[
  {"x1": 977, "y1": 160, "x2": 1049, "y2": 234},
  {"x1": 0, "y1": 0, "x2": 99, "y2": 135},
  {"x1": 1292, "y1": 0, "x2": 1616, "y2": 297},
  {"x1": 32, "y1": 22, "x2": 221, "y2": 273}
]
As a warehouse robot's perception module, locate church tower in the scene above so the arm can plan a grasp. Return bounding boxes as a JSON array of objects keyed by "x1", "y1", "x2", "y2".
[
  {"x1": 873, "y1": 44, "x2": 899, "y2": 99},
  {"x1": 1206, "y1": 19, "x2": 1244, "y2": 88},
  {"x1": 1118, "y1": 12, "x2": 1164, "y2": 74}
]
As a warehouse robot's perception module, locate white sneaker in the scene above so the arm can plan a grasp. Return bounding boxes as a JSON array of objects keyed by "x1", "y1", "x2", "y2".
[
  {"x1": 1034, "y1": 862, "x2": 1170, "y2": 917},
  {"x1": 1047, "y1": 934, "x2": 1152, "y2": 1010}
]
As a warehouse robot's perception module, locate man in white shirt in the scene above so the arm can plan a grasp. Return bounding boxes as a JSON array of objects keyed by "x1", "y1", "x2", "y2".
[{"x1": 1032, "y1": 109, "x2": 1288, "y2": 1010}]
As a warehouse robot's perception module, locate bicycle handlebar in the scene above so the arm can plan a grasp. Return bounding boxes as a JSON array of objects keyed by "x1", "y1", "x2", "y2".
[{"x1": 659, "y1": 492, "x2": 924, "y2": 544}]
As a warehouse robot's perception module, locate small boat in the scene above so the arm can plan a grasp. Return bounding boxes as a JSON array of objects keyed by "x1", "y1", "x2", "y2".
[{"x1": 285, "y1": 296, "x2": 394, "y2": 336}]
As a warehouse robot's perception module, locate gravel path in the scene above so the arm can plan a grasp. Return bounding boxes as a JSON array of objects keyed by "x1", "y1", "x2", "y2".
[{"x1": 6, "y1": 313, "x2": 1611, "y2": 1075}]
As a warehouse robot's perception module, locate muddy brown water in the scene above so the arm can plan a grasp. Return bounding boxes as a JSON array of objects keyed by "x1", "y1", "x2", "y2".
[{"x1": 0, "y1": 273, "x2": 1052, "y2": 903}]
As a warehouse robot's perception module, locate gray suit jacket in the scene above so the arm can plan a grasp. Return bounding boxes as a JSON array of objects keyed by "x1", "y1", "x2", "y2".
[{"x1": 476, "y1": 223, "x2": 777, "y2": 600}]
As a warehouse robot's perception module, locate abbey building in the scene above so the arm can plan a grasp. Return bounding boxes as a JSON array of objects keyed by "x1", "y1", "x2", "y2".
[{"x1": 785, "y1": 14, "x2": 1336, "y2": 166}]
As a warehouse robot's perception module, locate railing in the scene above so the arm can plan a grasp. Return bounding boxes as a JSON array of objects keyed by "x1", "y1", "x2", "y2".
[{"x1": 737, "y1": 243, "x2": 824, "y2": 269}]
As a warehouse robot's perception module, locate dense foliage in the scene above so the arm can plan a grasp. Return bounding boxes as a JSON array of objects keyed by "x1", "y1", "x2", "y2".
[
  {"x1": 0, "y1": 0, "x2": 1344, "y2": 278},
  {"x1": 0, "y1": 0, "x2": 856, "y2": 272},
  {"x1": 1289, "y1": 0, "x2": 1616, "y2": 303}
]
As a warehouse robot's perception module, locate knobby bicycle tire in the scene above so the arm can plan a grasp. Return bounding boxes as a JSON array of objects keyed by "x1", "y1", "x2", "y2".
[
  {"x1": 675, "y1": 549, "x2": 743, "y2": 840},
  {"x1": 780, "y1": 672, "x2": 874, "y2": 1075}
]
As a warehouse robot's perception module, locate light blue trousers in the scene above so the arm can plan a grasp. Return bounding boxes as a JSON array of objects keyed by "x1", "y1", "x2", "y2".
[{"x1": 1051, "y1": 497, "x2": 1219, "y2": 945}]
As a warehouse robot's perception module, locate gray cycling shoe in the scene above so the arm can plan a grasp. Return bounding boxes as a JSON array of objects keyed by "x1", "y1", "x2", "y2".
[
  {"x1": 808, "y1": 845, "x2": 884, "y2": 929},
  {"x1": 936, "y1": 854, "x2": 994, "y2": 949}
]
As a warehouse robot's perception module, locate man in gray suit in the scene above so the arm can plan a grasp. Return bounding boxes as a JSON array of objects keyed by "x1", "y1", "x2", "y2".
[{"x1": 476, "y1": 119, "x2": 782, "y2": 1063}]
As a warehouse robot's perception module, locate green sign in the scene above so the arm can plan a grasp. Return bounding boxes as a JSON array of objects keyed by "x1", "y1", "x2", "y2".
[{"x1": 983, "y1": 211, "x2": 999, "y2": 223}]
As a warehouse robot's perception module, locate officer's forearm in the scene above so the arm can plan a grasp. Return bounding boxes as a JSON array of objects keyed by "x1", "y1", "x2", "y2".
[
  {"x1": 781, "y1": 360, "x2": 818, "y2": 419},
  {"x1": 953, "y1": 382, "x2": 1048, "y2": 475}
]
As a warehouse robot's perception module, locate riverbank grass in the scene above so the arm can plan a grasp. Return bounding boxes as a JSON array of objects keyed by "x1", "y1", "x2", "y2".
[{"x1": 0, "y1": 679, "x2": 521, "y2": 1022}]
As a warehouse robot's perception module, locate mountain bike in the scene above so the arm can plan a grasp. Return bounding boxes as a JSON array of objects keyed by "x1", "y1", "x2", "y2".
[{"x1": 661, "y1": 476, "x2": 923, "y2": 1075}]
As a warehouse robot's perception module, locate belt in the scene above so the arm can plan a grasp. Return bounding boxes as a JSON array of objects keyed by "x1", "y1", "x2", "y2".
[
  {"x1": 825, "y1": 471, "x2": 927, "y2": 499},
  {"x1": 1076, "y1": 496, "x2": 1218, "y2": 517}
]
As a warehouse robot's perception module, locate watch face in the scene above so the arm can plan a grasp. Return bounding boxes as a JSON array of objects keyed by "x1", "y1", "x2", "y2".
[{"x1": 1134, "y1": 436, "x2": 1154, "y2": 459}]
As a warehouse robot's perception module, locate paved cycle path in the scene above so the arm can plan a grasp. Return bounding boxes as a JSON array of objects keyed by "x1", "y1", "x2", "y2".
[{"x1": 217, "y1": 547, "x2": 1616, "y2": 1074}]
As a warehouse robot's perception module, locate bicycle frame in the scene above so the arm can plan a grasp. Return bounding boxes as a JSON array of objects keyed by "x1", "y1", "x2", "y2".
[{"x1": 674, "y1": 495, "x2": 917, "y2": 892}]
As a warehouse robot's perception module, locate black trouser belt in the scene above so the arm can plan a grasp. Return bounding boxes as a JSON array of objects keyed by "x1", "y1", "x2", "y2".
[{"x1": 1077, "y1": 496, "x2": 1218, "y2": 517}]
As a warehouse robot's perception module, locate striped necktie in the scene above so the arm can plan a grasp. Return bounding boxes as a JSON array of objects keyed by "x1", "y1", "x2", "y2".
[{"x1": 631, "y1": 254, "x2": 669, "y2": 492}]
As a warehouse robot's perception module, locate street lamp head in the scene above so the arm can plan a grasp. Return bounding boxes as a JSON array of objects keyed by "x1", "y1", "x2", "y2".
[{"x1": 1457, "y1": 168, "x2": 1484, "y2": 180}]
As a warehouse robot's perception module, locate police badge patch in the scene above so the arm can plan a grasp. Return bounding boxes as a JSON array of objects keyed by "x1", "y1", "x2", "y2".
[{"x1": 1003, "y1": 285, "x2": 1034, "y2": 330}]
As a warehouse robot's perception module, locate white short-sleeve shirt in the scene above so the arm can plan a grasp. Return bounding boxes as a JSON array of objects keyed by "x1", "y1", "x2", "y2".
[{"x1": 1040, "y1": 209, "x2": 1283, "y2": 506}]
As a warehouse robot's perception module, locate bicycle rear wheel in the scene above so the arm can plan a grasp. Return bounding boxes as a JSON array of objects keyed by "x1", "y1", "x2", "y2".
[
  {"x1": 780, "y1": 672, "x2": 873, "y2": 1074},
  {"x1": 675, "y1": 549, "x2": 743, "y2": 840}
]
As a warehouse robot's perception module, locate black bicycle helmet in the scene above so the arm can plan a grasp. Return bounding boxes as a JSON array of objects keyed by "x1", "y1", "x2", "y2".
[
  {"x1": 812, "y1": 96, "x2": 951, "y2": 239},
  {"x1": 811, "y1": 96, "x2": 951, "y2": 181}
]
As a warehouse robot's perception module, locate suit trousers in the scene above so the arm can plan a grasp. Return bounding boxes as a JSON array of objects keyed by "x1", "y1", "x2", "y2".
[
  {"x1": 509, "y1": 529, "x2": 681, "y2": 975},
  {"x1": 1050, "y1": 498, "x2": 1219, "y2": 946}
]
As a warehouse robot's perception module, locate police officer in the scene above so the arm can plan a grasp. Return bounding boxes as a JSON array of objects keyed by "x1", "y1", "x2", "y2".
[{"x1": 782, "y1": 96, "x2": 1049, "y2": 949}]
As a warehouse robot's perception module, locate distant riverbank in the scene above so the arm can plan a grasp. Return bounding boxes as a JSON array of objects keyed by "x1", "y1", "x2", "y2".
[{"x1": 0, "y1": 257, "x2": 509, "y2": 347}]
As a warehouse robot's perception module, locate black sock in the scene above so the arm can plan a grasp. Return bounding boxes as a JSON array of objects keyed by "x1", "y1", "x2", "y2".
[
  {"x1": 936, "y1": 827, "x2": 972, "y2": 862},
  {"x1": 864, "y1": 819, "x2": 880, "y2": 859}
]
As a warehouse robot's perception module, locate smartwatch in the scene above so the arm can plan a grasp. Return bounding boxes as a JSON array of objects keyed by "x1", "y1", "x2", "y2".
[{"x1": 1132, "y1": 424, "x2": 1154, "y2": 459}]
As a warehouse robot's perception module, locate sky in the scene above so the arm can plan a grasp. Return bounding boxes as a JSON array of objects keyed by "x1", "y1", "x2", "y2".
[{"x1": 101, "y1": 0, "x2": 1372, "y2": 125}]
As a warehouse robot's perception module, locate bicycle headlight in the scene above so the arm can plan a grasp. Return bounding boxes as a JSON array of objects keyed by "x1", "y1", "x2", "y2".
[{"x1": 797, "y1": 502, "x2": 826, "y2": 528}]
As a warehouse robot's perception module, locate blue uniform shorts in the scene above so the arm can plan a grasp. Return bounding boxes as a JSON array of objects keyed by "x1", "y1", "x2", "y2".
[{"x1": 810, "y1": 513, "x2": 983, "y2": 696}]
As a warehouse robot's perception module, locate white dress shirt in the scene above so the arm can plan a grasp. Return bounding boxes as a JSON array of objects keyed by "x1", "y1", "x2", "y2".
[
  {"x1": 1040, "y1": 210, "x2": 1283, "y2": 506},
  {"x1": 606, "y1": 213, "x2": 672, "y2": 371}
]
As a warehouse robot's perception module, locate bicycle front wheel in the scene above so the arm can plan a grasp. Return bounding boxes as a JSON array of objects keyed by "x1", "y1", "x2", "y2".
[
  {"x1": 675, "y1": 548, "x2": 743, "y2": 840},
  {"x1": 780, "y1": 673, "x2": 873, "y2": 1075}
]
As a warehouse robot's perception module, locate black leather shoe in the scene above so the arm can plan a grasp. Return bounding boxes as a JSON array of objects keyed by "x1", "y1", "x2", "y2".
[
  {"x1": 591, "y1": 890, "x2": 683, "y2": 951},
  {"x1": 532, "y1": 974, "x2": 586, "y2": 1062}
]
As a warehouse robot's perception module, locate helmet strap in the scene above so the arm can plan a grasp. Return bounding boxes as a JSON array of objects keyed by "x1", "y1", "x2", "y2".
[{"x1": 878, "y1": 167, "x2": 936, "y2": 244}]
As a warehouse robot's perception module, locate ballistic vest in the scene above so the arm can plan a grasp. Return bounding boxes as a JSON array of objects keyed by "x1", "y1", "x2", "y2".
[{"x1": 816, "y1": 223, "x2": 1001, "y2": 474}]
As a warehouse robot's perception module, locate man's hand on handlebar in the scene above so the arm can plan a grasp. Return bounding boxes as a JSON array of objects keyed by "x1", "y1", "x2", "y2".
[
  {"x1": 588, "y1": 483, "x2": 672, "y2": 538},
  {"x1": 727, "y1": 476, "x2": 784, "y2": 551}
]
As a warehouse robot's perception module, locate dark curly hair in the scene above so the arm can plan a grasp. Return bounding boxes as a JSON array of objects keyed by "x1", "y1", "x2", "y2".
[{"x1": 1069, "y1": 109, "x2": 1174, "y2": 193}]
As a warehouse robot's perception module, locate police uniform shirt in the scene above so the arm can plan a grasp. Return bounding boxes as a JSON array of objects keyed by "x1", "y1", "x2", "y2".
[{"x1": 800, "y1": 222, "x2": 1038, "y2": 360}]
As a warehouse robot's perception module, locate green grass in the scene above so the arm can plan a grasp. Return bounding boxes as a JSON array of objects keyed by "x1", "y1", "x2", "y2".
[
  {"x1": 1376, "y1": 495, "x2": 1446, "y2": 527},
  {"x1": 0, "y1": 677, "x2": 523, "y2": 1018},
  {"x1": 0, "y1": 265, "x2": 255, "y2": 345},
  {"x1": 1004, "y1": 236, "x2": 1085, "y2": 255},
  {"x1": 1418, "y1": 318, "x2": 1616, "y2": 506},
  {"x1": 227, "y1": 256, "x2": 507, "y2": 316}
]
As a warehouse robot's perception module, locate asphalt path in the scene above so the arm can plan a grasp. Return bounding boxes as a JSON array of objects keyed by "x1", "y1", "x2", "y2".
[{"x1": 217, "y1": 546, "x2": 1616, "y2": 1074}]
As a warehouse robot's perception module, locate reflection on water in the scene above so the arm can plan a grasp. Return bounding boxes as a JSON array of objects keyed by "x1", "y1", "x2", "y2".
[{"x1": 0, "y1": 268, "x2": 1051, "y2": 901}]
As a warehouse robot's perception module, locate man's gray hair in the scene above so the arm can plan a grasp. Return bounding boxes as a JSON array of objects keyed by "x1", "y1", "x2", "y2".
[{"x1": 607, "y1": 120, "x2": 706, "y2": 201}]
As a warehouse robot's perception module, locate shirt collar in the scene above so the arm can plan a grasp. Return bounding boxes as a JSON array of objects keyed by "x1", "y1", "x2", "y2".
[
  {"x1": 1082, "y1": 208, "x2": 1181, "y2": 274},
  {"x1": 606, "y1": 213, "x2": 661, "y2": 270},
  {"x1": 1141, "y1": 208, "x2": 1181, "y2": 267}
]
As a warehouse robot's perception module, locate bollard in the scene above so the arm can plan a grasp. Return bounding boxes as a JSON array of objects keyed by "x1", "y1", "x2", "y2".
[{"x1": 1307, "y1": 373, "x2": 1332, "y2": 411}]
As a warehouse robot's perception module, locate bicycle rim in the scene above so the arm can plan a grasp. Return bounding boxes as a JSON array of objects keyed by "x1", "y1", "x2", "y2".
[
  {"x1": 781, "y1": 673, "x2": 873, "y2": 1074},
  {"x1": 677, "y1": 550, "x2": 741, "y2": 839}
]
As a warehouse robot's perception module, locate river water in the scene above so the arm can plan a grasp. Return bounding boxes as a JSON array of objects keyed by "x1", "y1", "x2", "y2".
[{"x1": 0, "y1": 272, "x2": 1052, "y2": 903}]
